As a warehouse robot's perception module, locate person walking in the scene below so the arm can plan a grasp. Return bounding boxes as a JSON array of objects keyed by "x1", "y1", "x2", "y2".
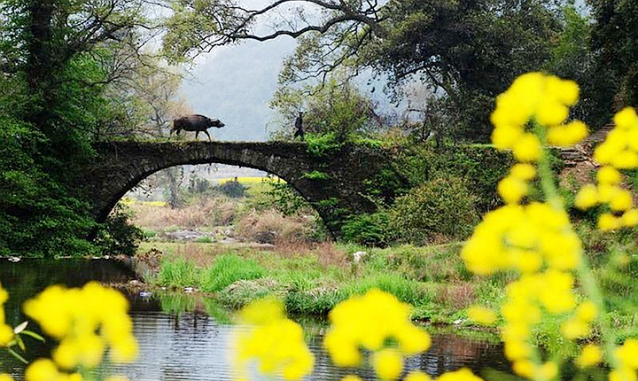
[{"x1": 294, "y1": 111, "x2": 305, "y2": 141}]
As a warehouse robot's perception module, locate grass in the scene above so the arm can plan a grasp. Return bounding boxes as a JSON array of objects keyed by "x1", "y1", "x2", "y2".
[
  {"x1": 143, "y1": 241, "x2": 505, "y2": 324},
  {"x1": 200, "y1": 254, "x2": 266, "y2": 292},
  {"x1": 140, "y1": 233, "x2": 638, "y2": 338}
]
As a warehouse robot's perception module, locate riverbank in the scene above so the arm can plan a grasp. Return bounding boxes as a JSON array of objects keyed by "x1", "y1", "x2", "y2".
[
  {"x1": 136, "y1": 237, "x2": 638, "y2": 341},
  {"x1": 135, "y1": 241, "x2": 506, "y2": 325}
]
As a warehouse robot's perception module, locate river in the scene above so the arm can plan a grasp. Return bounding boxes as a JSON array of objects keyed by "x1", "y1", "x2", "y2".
[{"x1": 0, "y1": 259, "x2": 511, "y2": 380}]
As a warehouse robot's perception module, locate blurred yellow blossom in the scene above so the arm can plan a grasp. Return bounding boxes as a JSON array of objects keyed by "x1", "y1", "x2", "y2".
[
  {"x1": 467, "y1": 306, "x2": 497, "y2": 325},
  {"x1": 462, "y1": 203, "x2": 581, "y2": 275},
  {"x1": 437, "y1": 368, "x2": 484, "y2": 381},
  {"x1": 0, "y1": 374, "x2": 14, "y2": 381},
  {"x1": 341, "y1": 376, "x2": 364, "y2": 381},
  {"x1": 0, "y1": 283, "x2": 14, "y2": 346},
  {"x1": 576, "y1": 344, "x2": 603, "y2": 368},
  {"x1": 490, "y1": 72, "x2": 587, "y2": 162},
  {"x1": 323, "y1": 289, "x2": 430, "y2": 380},
  {"x1": 324, "y1": 289, "x2": 430, "y2": 365},
  {"x1": 371, "y1": 348, "x2": 403, "y2": 381},
  {"x1": 405, "y1": 371, "x2": 432, "y2": 381},
  {"x1": 595, "y1": 108, "x2": 638, "y2": 169},
  {"x1": 23, "y1": 282, "x2": 137, "y2": 377},
  {"x1": 233, "y1": 298, "x2": 314, "y2": 381},
  {"x1": 547, "y1": 121, "x2": 588, "y2": 147}
]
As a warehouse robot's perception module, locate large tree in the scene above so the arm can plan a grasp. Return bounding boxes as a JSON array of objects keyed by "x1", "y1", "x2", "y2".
[
  {"x1": 165, "y1": 0, "x2": 565, "y2": 141},
  {"x1": 0, "y1": 0, "x2": 163, "y2": 256},
  {"x1": 589, "y1": 0, "x2": 638, "y2": 110}
]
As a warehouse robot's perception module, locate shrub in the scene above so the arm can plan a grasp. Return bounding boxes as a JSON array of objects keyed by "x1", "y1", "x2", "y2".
[
  {"x1": 341, "y1": 212, "x2": 391, "y2": 247},
  {"x1": 394, "y1": 145, "x2": 513, "y2": 213},
  {"x1": 389, "y1": 177, "x2": 479, "y2": 245},
  {"x1": 95, "y1": 204, "x2": 145, "y2": 256},
  {"x1": 306, "y1": 132, "x2": 343, "y2": 157},
  {"x1": 216, "y1": 179, "x2": 246, "y2": 198}
]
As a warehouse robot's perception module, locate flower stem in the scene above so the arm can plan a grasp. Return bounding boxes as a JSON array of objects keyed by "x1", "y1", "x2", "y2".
[{"x1": 535, "y1": 124, "x2": 618, "y2": 368}]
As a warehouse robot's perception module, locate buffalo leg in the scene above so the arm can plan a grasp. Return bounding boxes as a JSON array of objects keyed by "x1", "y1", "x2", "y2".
[
  {"x1": 204, "y1": 130, "x2": 212, "y2": 141},
  {"x1": 195, "y1": 130, "x2": 200, "y2": 140}
]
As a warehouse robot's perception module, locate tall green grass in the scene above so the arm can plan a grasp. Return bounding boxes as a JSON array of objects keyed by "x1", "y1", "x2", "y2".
[
  {"x1": 156, "y1": 259, "x2": 201, "y2": 287},
  {"x1": 200, "y1": 254, "x2": 266, "y2": 292}
]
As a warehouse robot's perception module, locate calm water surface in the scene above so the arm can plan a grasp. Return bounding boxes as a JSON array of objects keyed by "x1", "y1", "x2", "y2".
[{"x1": 0, "y1": 259, "x2": 511, "y2": 380}]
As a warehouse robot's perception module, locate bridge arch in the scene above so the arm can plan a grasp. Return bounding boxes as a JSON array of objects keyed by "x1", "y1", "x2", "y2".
[{"x1": 85, "y1": 141, "x2": 402, "y2": 238}]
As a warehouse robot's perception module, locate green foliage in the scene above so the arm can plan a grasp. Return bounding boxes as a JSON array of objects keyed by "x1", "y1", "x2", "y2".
[
  {"x1": 94, "y1": 205, "x2": 145, "y2": 256},
  {"x1": 0, "y1": 0, "x2": 155, "y2": 256},
  {"x1": 200, "y1": 254, "x2": 266, "y2": 292},
  {"x1": 0, "y1": 117, "x2": 97, "y2": 257},
  {"x1": 271, "y1": 79, "x2": 382, "y2": 142},
  {"x1": 364, "y1": 167, "x2": 410, "y2": 206},
  {"x1": 548, "y1": 6, "x2": 616, "y2": 131},
  {"x1": 395, "y1": 144, "x2": 513, "y2": 214},
  {"x1": 389, "y1": 178, "x2": 479, "y2": 245},
  {"x1": 590, "y1": 0, "x2": 638, "y2": 111},
  {"x1": 263, "y1": 180, "x2": 310, "y2": 216},
  {"x1": 305, "y1": 133, "x2": 343, "y2": 157},
  {"x1": 301, "y1": 171, "x2": 330, "y2": 180},
  {"x1": 341, "y1": 212, "x2": 391, "y2": 247}
]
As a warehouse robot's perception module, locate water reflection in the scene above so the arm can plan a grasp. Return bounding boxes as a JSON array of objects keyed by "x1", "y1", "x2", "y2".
[{"x1": 0, "y1": 259, "x2": 509, "y2": 380}]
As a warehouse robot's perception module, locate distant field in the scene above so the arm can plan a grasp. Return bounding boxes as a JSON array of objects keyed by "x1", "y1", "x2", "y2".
[
  {"x1": 120, "y1": 197, "x2": 167, "y2": 207},
  {"x1": 216, "y1": 176, "x2": 284, "y2": 184}
]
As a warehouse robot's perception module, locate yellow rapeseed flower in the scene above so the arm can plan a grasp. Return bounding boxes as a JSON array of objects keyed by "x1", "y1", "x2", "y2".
[
  {"x1": 511, "y1": 164, "x2": 537, "y2": 180},
  {"x1": 547, "y1": 121, "x2": 589, "y2": 147},
  {"x1": 25, "y1": 359, "x2": 61, "y2": 381},
  {"x1": 0, "y1": 374, "x2": 14, "y2": 381},
  {"x1": 23, "y1": 282, "x2": 138, "y2": 373},
  {"x1": 598, "y1": 166, "x2": 622, "y2": 185},
  {"x1": 324, "y1": 289, "x2": 430, "y2": 368},
  {"x1": 467, "y1": 306, "x2": 497, "y2": 325},
  {"x1": 575, "y1": 184, "x2": 599, "y2": 210},
  {"x1": 598, "y1": 213, "x2": 621, "y2": 231},
  {"x1": 341, "y1": 376, "x2": 364, "y2": 381},
  {"x1": 614, "y1": 339, "x2": 638, "y2": 369},
  {"x1": 233, "y1": 298, "x2": 314, "y2": 381},
  {"x1": 490, "y1": 72, "x2": 587, "y2": 162},
  {"x1": 513, "y1": 360, "x2": 535, "y2": 379},
  {"x1": 405, "y1": 371, "x2": 432, "y2": 381},
  {"x1": 561, "y1": 319, "x2": 590, "y2": 339},
  {"x1": 576, "y1": 344, "x2": 602, "y2": 368},
  {"x1": 371, "y1": 348, "x2": 403, "y2": 381},
  {"x1": 594, "y1": 108, "x2": 638, "y2": 170},
  {"x1": 498, "y1": 176, "x2": 528, "y2": 204},
  {"x1": 513, "y1": 134, "x2": 542, "y2": 162},
  {"x1": 622, "y1": 209, "x2": 638, "y2": 227},
  {"x1": 437, "y1": 368, "x2": 485, "y2": 381},
  {"x1": 576, "y1": 301, "x2": 598, "y2": 322}
]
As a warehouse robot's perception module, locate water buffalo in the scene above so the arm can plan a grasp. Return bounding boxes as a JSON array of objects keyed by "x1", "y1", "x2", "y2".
[{"x1": 171, "y1": 114, "x2": 225, "y2": 141}]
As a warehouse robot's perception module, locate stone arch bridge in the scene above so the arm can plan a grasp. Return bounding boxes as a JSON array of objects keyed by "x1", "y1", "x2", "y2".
[{"x1": 85, "y1": 141, "x2": 406, "y2": 238}]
